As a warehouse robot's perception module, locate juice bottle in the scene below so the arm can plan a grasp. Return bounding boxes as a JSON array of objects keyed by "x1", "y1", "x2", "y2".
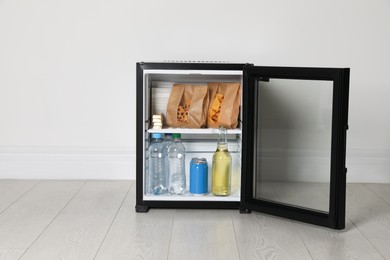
[{"x1": 212, "y1": 126, "x2": 232, "y2": 196}]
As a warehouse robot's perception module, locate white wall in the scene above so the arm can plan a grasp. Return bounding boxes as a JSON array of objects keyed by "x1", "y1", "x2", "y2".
[{"x1": 0, "y1": 0, "x2": 389, "y2": 181}]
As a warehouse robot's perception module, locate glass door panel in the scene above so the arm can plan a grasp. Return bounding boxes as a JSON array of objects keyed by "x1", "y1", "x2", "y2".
[
  {"x1": 241, "y1": 66, "x2": 349, "y2": 229},
  {"x1": 254, "y1": 79, "x2": 332, "y2": 212}
]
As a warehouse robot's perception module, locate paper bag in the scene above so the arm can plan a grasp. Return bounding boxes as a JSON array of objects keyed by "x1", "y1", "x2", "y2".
[
  {"x1": 166, "y1": 84, "x2": 209, "y2": 128},
  {"x1": 207, "y1": 82, "x2": 241, "y2": 129}
]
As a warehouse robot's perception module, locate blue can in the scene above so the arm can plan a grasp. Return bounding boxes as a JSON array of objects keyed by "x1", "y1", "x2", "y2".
[{"x1": 190, "y1": 157, "x2": 208, "y2": 195}]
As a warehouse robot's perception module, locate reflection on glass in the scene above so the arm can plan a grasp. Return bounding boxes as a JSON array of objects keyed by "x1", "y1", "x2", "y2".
[{"x1": 253, "y1": 79, "x2": 332, "y2": 212}]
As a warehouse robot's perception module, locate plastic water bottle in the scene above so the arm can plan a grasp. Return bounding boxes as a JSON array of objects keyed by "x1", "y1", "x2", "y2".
[
  {"x1": 162, "y1": 133, "x2": 173, "y2": 151},
  {"x1": 162, "y1": 133, "x2": 173, "y2": 176},
  {"x1": 147, "y1": 133, "x2": 168, "y2": 195},
  {"x1": 168, "y1": 133, "x2": 186, "y2": 195}
]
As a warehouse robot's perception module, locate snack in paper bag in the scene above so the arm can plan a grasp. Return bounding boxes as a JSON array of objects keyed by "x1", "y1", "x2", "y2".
[
  {"x1": 209, "y1": 94, "x2": 224, "y2": 123},
  {"x1": 207, "y1": 82, "x2": 241, "y2": 129},
  {"x1": 166, "y1": 84, "x2": 209, "y2": 128},
  {"x1": 177, "y1": 100, "x2": 191, "y2": 124}
]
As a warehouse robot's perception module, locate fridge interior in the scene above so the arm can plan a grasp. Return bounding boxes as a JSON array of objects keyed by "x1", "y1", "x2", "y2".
[{"x1": 143, "y1": 69, "x2": 243, "y2": 201}]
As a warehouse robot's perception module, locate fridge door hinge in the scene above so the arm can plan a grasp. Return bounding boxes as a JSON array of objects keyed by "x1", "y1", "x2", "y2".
[{"x1": 256, "y1": 77, "x2": 270, "y2": 82}]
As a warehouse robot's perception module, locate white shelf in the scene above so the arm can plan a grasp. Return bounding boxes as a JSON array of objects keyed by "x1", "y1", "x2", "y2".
[
  {"x1": 147, "y1": 128, "x2": 242, "y2": 135},
  {"x1": 143, "y1": 190, "x2": 240, "y2": 202}
]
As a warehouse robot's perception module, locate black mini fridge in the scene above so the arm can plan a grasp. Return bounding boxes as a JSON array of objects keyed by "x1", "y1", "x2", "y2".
[{"x1": 136, "y1": 62, "x2": 349, "y2": 230}]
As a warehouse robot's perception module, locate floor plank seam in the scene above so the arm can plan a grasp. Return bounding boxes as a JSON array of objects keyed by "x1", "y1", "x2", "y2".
[
  {"x1": 166, "y1": 210, "x2": 175, "y2": 260},
  {"x1": 347, "y1": 216, "x2": 386, "y2": 259},
  {"x1": 92, "y1": 181, "x2": 133, "y2": 260},
  {"x1": 291, "y1": 221, "x2": 314, "y2": 260},
  {"x1": 0, "y1": 248, "x2": 27, "y2": 249},
  {"x1": 364, "y1": 183, "x2": 390, "y2": 208},
  {"x1": 0, "y1": 181, "x2": 39, "y2": 216},
  {"x1": 230, "y1": 212, "x2": 242, "y2": 260},
  {"x1": 17, "y1": 180, "x2": 88, "y2": 260}
]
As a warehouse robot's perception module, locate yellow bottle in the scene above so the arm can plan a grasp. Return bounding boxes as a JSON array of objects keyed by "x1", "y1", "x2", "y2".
[{"x1": 212, "y1": 126, "x2": 232, "y2": 196}]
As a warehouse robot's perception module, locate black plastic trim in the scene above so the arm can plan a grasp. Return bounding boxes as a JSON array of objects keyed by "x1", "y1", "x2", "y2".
[
  {"x1": 245, "y1": 199, "x2": 330, "y2": 227},
  {"x1": 137, "y1": 62, "x2": 247, "y2": 71},
  {"x1": 138, "y1": 201, "x2": 240, "y2": 210},
  {"x1": 136, "y1": 63, "x2": 145, "y2": 210},
  {"x1": 136, "y1": 62, "x2": 247, "y2": 212}
]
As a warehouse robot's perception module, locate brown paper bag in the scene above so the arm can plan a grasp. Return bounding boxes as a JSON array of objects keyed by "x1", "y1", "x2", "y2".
[
  {"x1": 166, "y1": 84, "x2": 209, "y2": 128},
  {"x1": 207, "y1": 82, "x2": 241, "y2": 129}
]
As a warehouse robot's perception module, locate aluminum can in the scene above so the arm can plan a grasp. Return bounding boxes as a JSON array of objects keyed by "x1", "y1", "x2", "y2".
[{"x1": 190, "y1": 157, "x2": 208, "y2": 195}]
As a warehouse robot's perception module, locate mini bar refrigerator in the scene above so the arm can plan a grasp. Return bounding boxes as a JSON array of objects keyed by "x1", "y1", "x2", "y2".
[{"x1": 136, "y1": 62, "x2": 349, "y2": 230}]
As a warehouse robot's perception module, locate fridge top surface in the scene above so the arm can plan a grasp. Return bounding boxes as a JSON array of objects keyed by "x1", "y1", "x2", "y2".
[
  {"x1": 137, "y1": 61, "x2": 249, "y2": 71},
  {"x1": 137, "y1": 62, "x2": 349, "y2": 73}
]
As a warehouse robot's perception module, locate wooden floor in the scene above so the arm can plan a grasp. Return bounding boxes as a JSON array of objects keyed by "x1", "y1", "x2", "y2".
[{"x1": 0, "y1": 181, "x2": 389, "y2": 260}]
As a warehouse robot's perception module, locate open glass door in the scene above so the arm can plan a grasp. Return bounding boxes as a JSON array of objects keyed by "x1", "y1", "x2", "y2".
[{"x1": 240, "y1": 66, "x2": 349, "y2": 229}]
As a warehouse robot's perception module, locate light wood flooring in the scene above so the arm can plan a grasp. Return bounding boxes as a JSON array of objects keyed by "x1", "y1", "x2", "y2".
[{"x1": 0, "y1": 180, "x2": 389, "y2": 260}]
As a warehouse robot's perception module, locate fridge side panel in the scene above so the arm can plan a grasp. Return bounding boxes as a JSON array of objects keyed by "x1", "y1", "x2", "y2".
[{"x1": 136, "y1": 63, "x2": 149, "y2": 212}]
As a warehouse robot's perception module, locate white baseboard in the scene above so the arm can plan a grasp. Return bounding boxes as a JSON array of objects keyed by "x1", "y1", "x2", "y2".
[
  {"x1": 0, "y1": 145, "x2": 136, "y2": 180},
  {"x1": 0, "y1": 146, "x2": 389, "y2": 183},
  {"x1": 346, "y1": 148, "x2": 390, "y2": 183}
]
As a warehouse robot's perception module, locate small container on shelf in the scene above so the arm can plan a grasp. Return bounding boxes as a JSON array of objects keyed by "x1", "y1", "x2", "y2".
[
  {"x1": 190, "y1": 157, "x2": 208, "y2": 196},
  {"x1": 152, "y1": 113, "x2": 164, "y2": 129}
]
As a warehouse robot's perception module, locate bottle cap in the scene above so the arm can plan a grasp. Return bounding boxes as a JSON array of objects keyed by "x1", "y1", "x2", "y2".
[
  {"x1": 172, "y1": 133, "x2": 181, "y2": 139},
  {"x1": 152, "y1": 133, "x2": 162, "y2": 139}
]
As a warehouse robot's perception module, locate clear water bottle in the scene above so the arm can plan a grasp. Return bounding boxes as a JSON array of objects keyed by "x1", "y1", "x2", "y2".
[
  {"x1": 162, "y1": 133, "x2": 173, "y2": 151},
  {"x1": 168, "y1": 133, "x2": 186, "y2": 195},
  {"x1": 147, "y1": 133, "x2": 168, "y2": 195},
  {"x1": 162, "y1": 133, "x2": 173, "y2": 177}
]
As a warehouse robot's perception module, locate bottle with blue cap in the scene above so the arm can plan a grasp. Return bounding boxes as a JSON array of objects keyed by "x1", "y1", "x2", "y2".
[{"x1": 147, "y1": 133, "x2": 168, "y2": 195}]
